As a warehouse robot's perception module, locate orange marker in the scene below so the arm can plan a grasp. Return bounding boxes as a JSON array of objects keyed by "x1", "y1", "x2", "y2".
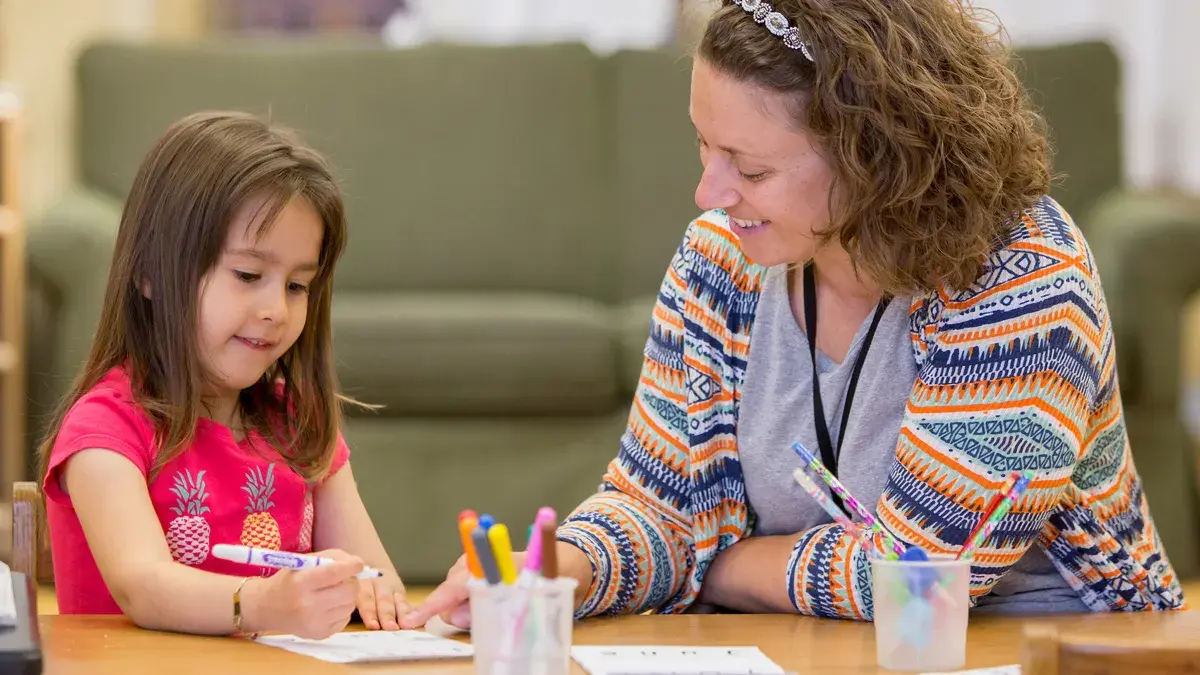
[{"x1": 458, "y1": 510, "x2": 483, "y2": 579}]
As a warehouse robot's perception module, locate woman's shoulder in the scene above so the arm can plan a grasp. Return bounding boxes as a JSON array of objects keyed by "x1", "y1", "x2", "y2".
[
  {"x1": 678, "y1": 210, "x2": 770, "y2": 294},
  {"x1": 952, "y1": 196, "x2": 1101, "y2": 310},
  {"x1": 996, "y1": 195, "x2": 1089, "y2": 258}
]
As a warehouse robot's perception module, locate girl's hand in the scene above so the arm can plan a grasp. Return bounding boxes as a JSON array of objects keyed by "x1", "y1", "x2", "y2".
[
  {"x1": 356, "y1": 574, "x2": 412, "y2": 631},
  {"x1": 248, "y1": 549, "x2": 363, "y2": 639}
]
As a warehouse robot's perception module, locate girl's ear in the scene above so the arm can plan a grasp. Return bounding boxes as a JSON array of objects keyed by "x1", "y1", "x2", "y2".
[{"x1": 140, "y1": 279, "x2": 152, "y2": 299}]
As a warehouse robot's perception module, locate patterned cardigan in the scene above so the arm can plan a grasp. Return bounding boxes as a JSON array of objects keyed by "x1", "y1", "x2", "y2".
[{"x1": 557, "y1": 196, "x2": 1187, "y2": 620}]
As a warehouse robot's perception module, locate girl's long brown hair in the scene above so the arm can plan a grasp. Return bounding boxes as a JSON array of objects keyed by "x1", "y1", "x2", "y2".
[
  {"x1": 37, "y1": 111, "x2": 349, "y2": 483},
  {"x1": 700, "y1": 0, "x2": 1052, "y2": 294}
]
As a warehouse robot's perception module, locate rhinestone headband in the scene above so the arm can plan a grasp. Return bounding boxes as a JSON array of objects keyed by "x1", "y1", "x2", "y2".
[{"x1": 729, "y1": 0, "x2": 815, "y2": 62}]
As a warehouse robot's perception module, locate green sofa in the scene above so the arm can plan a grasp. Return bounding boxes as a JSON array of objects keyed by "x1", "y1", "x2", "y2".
[{"x1": 24, "y1": 39, "x2": 1200, "y2": 583}]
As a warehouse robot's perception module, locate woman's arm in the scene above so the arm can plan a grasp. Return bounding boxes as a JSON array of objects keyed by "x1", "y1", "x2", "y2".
[
  {"x1": 554, "y1": 222, "x2": 701, "y2": 618},
  {"x1": 699, "y1": 215, "x2": 1114, "y2": 619},
  {"x1": 64, "y1": 449, "x2": 362, "y2": 636},
  {"x1": 783, "y1": 227, "x2": 1102, "y2": 619}
]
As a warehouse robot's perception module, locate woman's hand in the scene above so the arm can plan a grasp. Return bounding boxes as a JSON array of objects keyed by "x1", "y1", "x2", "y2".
[
  {"x1": 356, "y1": 573, "x2": 412, "y2": 631},
  {"x1": 399, "y1": 551, "x2": 528, "y2": 630}
]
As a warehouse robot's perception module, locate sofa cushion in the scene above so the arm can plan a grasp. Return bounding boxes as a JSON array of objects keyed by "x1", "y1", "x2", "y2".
[
  {"x1": 76, "y1": 41, "x2": 613, "y2": 300},
  {"x1": 333, "y1": 291, "x2": 620, "y2": 416}
]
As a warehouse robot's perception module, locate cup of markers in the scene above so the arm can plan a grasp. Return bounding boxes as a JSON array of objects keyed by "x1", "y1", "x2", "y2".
[
  {"x1": 459, "y1": 508, "x2": 577, "y2": 675},
  {"x1": 788, "y1": 441, "x2": 1035, "y2": 673}
]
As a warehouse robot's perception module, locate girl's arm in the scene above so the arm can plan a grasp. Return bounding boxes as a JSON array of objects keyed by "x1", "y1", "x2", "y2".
[
  {"x1": 311, "y1": 462, "x2": 399, "y2": 578},
  {"x1": 64, "y1": 449, "x2": 361, "y2": 636},
  {"x1": 311, "y1": 461, "x2": 411, "y2": 627}
]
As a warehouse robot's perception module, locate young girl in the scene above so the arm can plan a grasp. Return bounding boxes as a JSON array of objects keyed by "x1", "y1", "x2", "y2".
[{"x1": 37, "y1": 111, "x2": 409, "y2": 639}]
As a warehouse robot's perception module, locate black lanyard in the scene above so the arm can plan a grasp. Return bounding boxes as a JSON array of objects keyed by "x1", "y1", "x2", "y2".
[{"x1": 802, "y1": 261, "x2": 890, "y2": 516}]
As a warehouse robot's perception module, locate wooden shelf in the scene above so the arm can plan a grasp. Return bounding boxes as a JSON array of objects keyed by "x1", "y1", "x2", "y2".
[
  {"x1": 0, "y1": 88, "x2": 24, "y2": 490},
  {"x1": 0, "y1": 206, "x2": 15, "y2": 238}
]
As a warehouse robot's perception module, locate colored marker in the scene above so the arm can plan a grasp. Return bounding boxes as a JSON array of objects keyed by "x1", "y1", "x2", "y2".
[
  {"x1": 518, "y1": 508, "x2": 556, "y2": 581},
  {"x1": 471, "y1": 526, "x2": 502, "y2": 585},
  {"x1": 962, "y1": 471, "x2": 1019, "y2": 546},
  {"x1": 793, "y1": 442, "x2": 907, "y2": 558},
  {"x1": 478, "y1": 514, "x2": 495, "y2": 531},
  {"x1": 458, "y1": 510, "x2": 483, "y2": 579},
  {"x1": 958, "y1": 470, "x2": 1035, "y2": 561},
  {"x1": 488, "y1": 523, "x2": 518, "y2": 585},
  {"x1": 792, "y1": 468, "x2": 870, "y2": 549},
  {"x1": 539, "y1": 519, "x2": 558, "y2": 580},
  {"x1": 211, "y1": 544, "x2": 382, "y2": 579}
]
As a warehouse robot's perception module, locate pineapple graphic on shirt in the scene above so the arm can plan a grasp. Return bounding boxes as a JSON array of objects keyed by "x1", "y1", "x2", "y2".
[
  {"x1": 240, "y1": 464, "x2": 281, "y2": 549},
  {"x1": 297, "y1": 488, "x2": 314, "y2": 553},
  {"x1": 166, "y1": 469, "x2": 212, "y2": 565}
]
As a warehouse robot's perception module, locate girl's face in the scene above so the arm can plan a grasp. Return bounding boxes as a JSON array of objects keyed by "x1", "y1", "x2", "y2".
[
  {"x1": 196, "y1": 195, "x2": 323, "y2": 400},
  {"x1": 689, "y1": 58, "x2": 836, "y2": 267}
]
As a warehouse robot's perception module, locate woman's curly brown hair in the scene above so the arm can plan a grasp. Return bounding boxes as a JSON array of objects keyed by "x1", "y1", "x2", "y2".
[{"x1": 699, "y1": 0, "x2": 1052, "y2": 293}]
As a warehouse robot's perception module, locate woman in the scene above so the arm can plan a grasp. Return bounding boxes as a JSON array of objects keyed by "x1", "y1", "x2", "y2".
[{"x1": 404, "y1": 0, "x2": 1187, "y2": 626}]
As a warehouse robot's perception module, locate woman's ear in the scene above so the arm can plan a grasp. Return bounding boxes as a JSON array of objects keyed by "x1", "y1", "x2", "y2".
[{"x1": 139, "y1": 279, "x2": 152, "y2": 299}]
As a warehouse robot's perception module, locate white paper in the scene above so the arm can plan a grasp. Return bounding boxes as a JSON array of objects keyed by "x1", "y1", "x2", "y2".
[
  {"x1": 254, "y1": 630, "x2": 474, "y2": 664},
  {"x1": 0, "y1": 561, "x2": 17, "y2": 627},
  {"x1": 571, "y1": 646, "x2": 786, "y2": 675},
  {"x1": 921, "y1": 662, "x2": 1017, "y2": 667}
]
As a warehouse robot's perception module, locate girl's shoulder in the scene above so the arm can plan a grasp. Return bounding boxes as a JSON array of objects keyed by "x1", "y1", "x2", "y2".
[{"x1": 60, "y1": 365, "x2": 153, "y2": 435}]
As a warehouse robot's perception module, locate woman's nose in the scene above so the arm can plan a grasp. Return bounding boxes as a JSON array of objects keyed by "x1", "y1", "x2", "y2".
[{"x1": 694, "y1": 160, "x2": 740, "y2": 212}]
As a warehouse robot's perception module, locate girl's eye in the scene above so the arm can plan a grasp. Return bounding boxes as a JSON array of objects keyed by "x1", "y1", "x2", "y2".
[
  {"x1": 288, "y1": 282, "x2": 310, "y2": 295},
  {"x1": 234, "y1": 270, "x2": 260, "y2": 283}
]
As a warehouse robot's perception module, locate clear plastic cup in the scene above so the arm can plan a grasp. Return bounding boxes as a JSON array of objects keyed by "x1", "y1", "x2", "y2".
[
  {"x1": 871, "y1": 556, "x2": 971, "y2": 672},
  {"x1": 468, "y1": 577, "x2": 578, "y2": 675}
]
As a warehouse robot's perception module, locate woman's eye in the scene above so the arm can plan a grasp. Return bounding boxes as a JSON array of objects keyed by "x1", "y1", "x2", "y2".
[
  {"x1": 739, "y1": 171, "x2": 768, "y2": 182},
  {"x1": 234, "y1": 270, "x2": 260, "y2": 283}
]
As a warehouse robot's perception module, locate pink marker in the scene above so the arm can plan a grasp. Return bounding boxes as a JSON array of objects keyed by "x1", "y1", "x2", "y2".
[
  {"x1": 495, "y1": 507, "x2": 558, "y2": 674},
  {"x1": 517, "y1": 507, "x2": 556, "y2": 585}
]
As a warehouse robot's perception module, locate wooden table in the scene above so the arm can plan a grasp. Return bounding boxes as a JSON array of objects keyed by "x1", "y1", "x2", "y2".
[{"x1": 35, "y1": 611, "x2": 1199, "y2": 674}]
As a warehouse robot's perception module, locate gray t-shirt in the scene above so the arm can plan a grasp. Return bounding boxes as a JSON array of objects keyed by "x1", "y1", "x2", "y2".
[{"x1": 737, "y1": 265, "x2": 1087, "y2": 614}]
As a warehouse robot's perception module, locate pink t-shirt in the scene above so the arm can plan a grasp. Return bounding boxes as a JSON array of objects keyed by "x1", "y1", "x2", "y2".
[{"x1": 42, "y1": 367, "x2": 350, "y2": 615}]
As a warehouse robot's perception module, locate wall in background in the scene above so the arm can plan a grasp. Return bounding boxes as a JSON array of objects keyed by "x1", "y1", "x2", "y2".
[
  {"x1": 0, "y1": 0, "x2": 208, "y2": 216},
  {"x1": 4, "y1": 0, "x2": 1199, "y2": 213},
  {"x1": 955, "y1": 0, "x2": 1200, "y2": 194}
]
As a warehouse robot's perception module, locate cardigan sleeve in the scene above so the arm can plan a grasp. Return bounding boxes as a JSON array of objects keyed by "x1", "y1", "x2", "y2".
[
  {"x1": 556, "y1": 224, "x2": 697, "y2": 618},
  {"x1": 785, "y1": 212, "x2": 1105, "y2": 619}
]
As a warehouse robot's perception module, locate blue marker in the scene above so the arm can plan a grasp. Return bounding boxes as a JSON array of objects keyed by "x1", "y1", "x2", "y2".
[{"x1": 478, "y1": 514, "x2": 495, "y2": 531}]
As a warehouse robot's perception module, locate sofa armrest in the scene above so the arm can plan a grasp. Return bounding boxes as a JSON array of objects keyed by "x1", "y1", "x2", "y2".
[
  {"x1": 25, "y1": 186, "x2": 123, "y2": 413},
  {"x1": 1083, "y1": 189, "x2": 1200, "y2": 408},
  {"x1": 1082, "y1": 189, "x2": 1200, "y2": 578}
]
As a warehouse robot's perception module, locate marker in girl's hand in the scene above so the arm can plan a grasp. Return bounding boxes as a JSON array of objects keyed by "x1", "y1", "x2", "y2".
[{"x1": 211, "y1": 544, "x2": 383, "y2": 580}]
